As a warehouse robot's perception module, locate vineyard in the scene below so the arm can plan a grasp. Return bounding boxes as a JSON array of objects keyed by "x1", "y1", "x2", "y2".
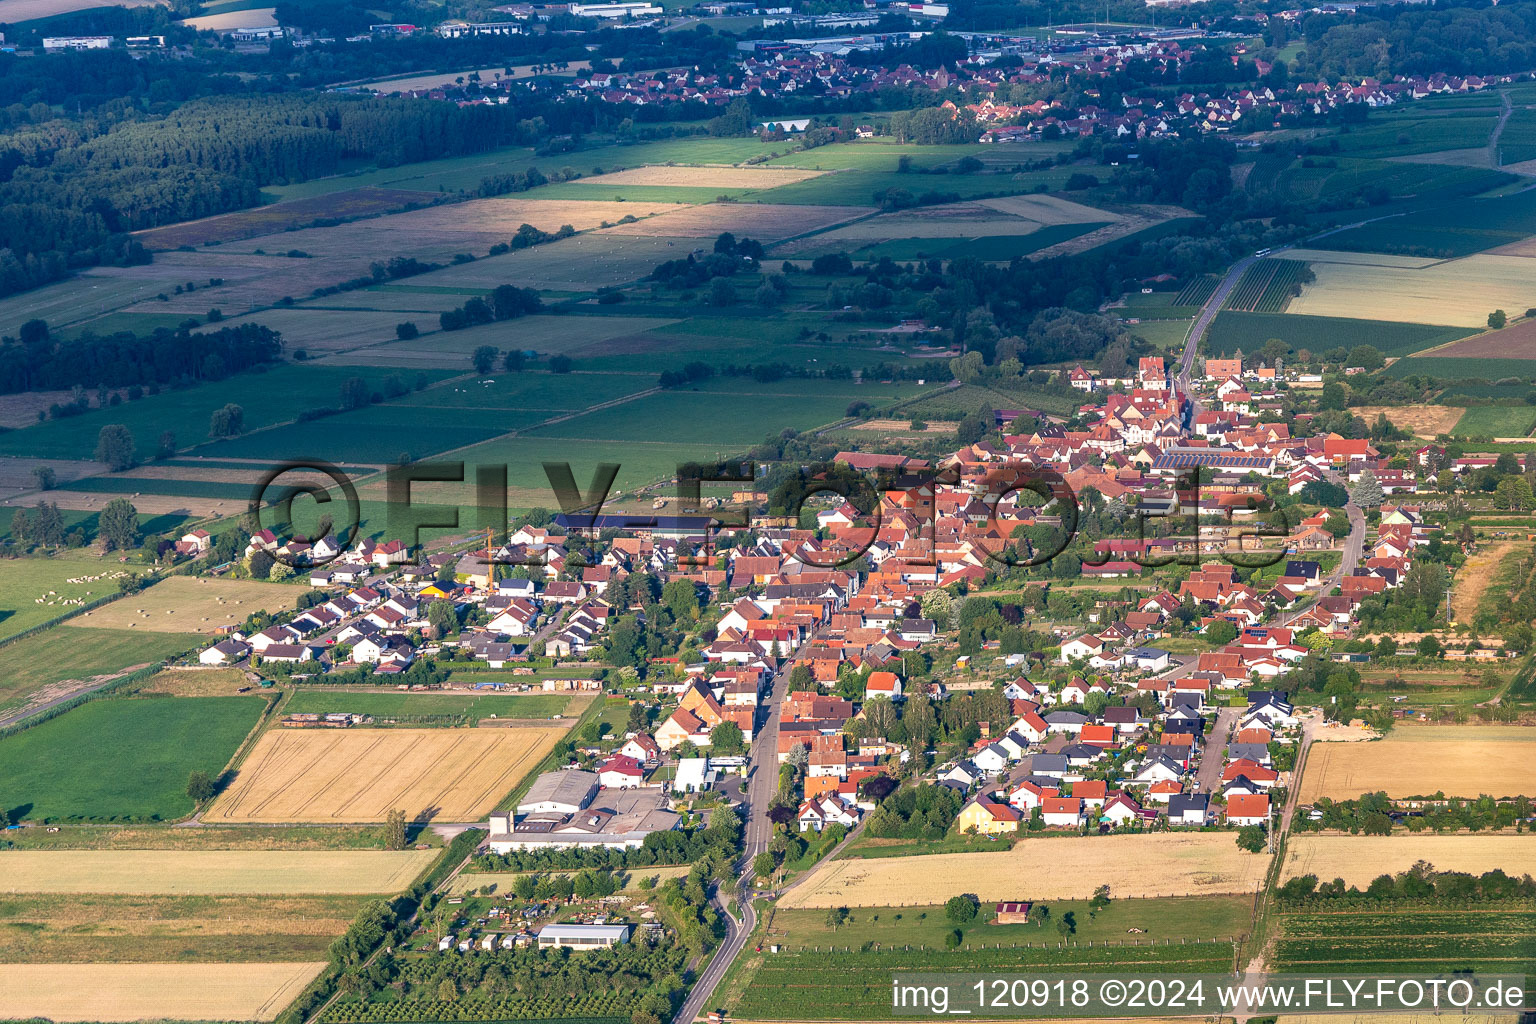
[
  {"x1": 1223, "y1": 259, "x2": 1310, "y2": 313},
  {"x1": 324, "y1": 998, "x2": 635, "y2": 1022},
  {"x1": 730, "y1": 940, "x2": 1235, "y2": 1019},
  {"x1": 1175, "y1": 275, "x2": 1219, "y2": 306},
  {"x1": 1275, "y1": 903, "x2": 1536, "y2": 994}
]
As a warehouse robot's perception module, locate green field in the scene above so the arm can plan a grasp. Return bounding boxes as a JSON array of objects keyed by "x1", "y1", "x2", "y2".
[
  {"x1": 1224, "y1": 259, "x2": 1308, "y2": 313},
  {"x1": 830, "y1": 223, "x2": 1108, "y2": 262},
  {"x1": 0, "y1": 553, "x2": 134, "y2": 642},
  {"x1": 752, "y1": 168, "x2": 1095, "y2": 206},
  {"x1": 0, "y1": 626, "x2": 203, "y2": 717},
  {"x1": 283, "y1": 690, "x2": 576, "y2": 722},
  {"x1": 1205, "y1": 311, "x2": 1476, "y2": 358},
  {"x1": 1275, "y1": 903, "x2": 1536, "y2": 996},
  {"x1": 1390, "y1": 355, "x2": 1536, "y2": 381},
  {"x1": 0, "y1": 696, "x2": 266, "y2": 821},
  {"x1": 1314, "y1": 186, "x2": 1536, "y2": 258},
  {"x1": 0, "y1": 364, "x2": 453, "y2": 462},
  {"x1": 0, "y1": 508, "x2": 190, "y2": 545},
  {"x1": 1452, "y1": 405, "x2": 1536, "y2": 437}
]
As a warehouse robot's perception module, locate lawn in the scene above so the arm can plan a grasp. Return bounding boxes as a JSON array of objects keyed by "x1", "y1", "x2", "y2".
[
  {"x1": 1204, "y1": 311, "x2": 1476, "y2": 358},
  {"x1": 1452, "y1": 405, "x2": 1536, "y2": 437},
  {"x1": 283, "y1": 690, "x2": 576, "y2": 722},
  {"x1": 0, "y1": 626, "x2": 204, "y2": 719},
  {"x1": 0, "y1": 696, "x2": 267, "y2": 822}
]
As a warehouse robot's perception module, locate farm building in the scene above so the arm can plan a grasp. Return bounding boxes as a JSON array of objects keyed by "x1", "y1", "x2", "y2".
[
  {"x1": 995, "y1": 901, "x2": 1032, "y2": 925},
  {"x1": 536, "y1": 923, "x2": 631, "y2": 950}
]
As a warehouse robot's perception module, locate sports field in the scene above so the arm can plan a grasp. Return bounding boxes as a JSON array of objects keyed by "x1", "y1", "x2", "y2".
[
  {"x1": 0, "y1": 850, "x2": 437, "y2": 894},
  {"x1": 1298, "y1": 726, "x2": 1536, "y2": 801},
  {"x1": 0, "y1": 696, "x2": 266, "y2": 821},
  {"x1": 777, "y1": 833, "x2": 1270, "y2": 908},
  {"x1": 0, "y1": 962, "x2": 326, "y2": 1022},
  {"x1": 74, "y1": 577, "x2": 298, "y2": 634},
  {"x1": 204, "y1": 724, "x2": 567, "y2": 823},
  {"x1": 1283, "y1": 834, "x2": 1536, "y2": 886}
]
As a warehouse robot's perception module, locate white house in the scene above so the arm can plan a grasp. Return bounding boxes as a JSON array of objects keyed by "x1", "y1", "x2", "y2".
[{"x1": 1059, "y1": 635, "x2": 1103, "y2": 663}]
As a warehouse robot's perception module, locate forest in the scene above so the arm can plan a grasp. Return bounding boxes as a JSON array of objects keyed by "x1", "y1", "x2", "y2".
[{"x1": 0, "y1": 320, "x2": 284, "y2": 393}]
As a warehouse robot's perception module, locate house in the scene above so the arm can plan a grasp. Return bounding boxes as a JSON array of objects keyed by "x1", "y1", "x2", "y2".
[
  {"x1": 620, "y1": 733, "x2": 661, "y2": 765},
  {"x1": 1029, "y1": 753, "x2": 1069, "y2": 778},
  {"x1": 1225, "y1": 793, "x2": 1270, "y2": 827},
  {"x1": 865, "y1": 670, "x2": 903, "y2": 700},
  {"x1": 972, "y1": 742, "x2": 1012, "y2": 774},
  {"x1": 199, "y1": 638, "x2": 250, "y2": 665},
  {"x1": 1059, "y1": 635, "x2": 1103, "y2": 663},
  {"x1": 1041, "y1": 797, "x2": 1083, "y2": 828},
  {"x1": 957, "y1": 796, "x2": 1022, "y2": 835},
  {"x1": 940, "y1": 760, "x2": 985, "y2": 789},
  {"x1": 598, "y1": 754, "x2": 646, "y2": 789},
  {"x1": 1167, "y1": 793, "x2": 1209, "y2": 826},
  {"x1": 1100, "y1": 793, "x2": 1151, "y2": 827},
  {"x1": 799, "y1": 794, "x2": 860, "y2": 832},
  {"x1": 258, "y1": 643, "x2": 314, "y2": 663}
]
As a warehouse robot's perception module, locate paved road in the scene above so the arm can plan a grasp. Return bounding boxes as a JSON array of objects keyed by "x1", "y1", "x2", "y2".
[
  {"x1": 1194, "y1": 705, "x2": 1239, "y2": 795},
  {"x1": 1175, "y1": 252, "x2": 1273, "y2": 417},
  {"x1": 672, "y1": 657, "x2": 794, "y2": 1024}
]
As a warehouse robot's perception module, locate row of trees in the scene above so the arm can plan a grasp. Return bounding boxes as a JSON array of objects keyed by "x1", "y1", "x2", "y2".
[{"x1": 0, "y1": 320, "x2": 282, "y2": 394}]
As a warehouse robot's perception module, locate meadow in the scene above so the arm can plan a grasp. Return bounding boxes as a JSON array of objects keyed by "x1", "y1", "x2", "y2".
[
  {"x1": 1204, "y1": 311, "x2": 1475, "y2": 358},
  {"x1": 204, "y1": 723, "x2": 568, "y2": 823},
  {"x1": 74, "y1": 576, "x2": 298, "y2": 634},
  {"x1": 1452, "y1": 405, "x2": 1536, "y2": 437},
  {"x1": 0, "y1": 696, "x2": 267, "y2": 822},
  {"x1": 0, "y1": 962, "x2": 327, "y2": 1022},
  {"x1": 283, "y1": 690, "x2": 576, "y2": 722},
  {"x1": 777, "y1": 833, "x2": 1270, "y2": 908},
  {"x1": 0, "y1": 552, "x2": 137, "y2": 642},
  {"x1": 0, "y1": 626, "x2": 204, "y2": 721},
  {"x1": 1298, "y1": 726, "x2": 1536, "y2": 802},
  {"x1": 1283, "y1": 835, "x2": 1536, "y2": 886}
]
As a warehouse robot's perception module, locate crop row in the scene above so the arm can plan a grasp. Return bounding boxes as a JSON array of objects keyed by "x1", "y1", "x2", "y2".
[
  {"x1": 1280, "y1": 911, "x2": 1536, "y2": 938},
  {"x1": 325, "y1": 999, "x2": 634, "y2": 1023},
  {"x1": 1175, "y1": 275, "x2": 1219, "y2": 306}
]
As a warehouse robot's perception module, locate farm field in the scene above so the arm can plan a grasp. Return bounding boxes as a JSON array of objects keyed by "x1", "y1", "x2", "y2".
[
  {"x1": 203, "y1": 724, "x2": 568, "y2": 823},
  {"x1": 1453, "y1": 539, "x2": 1525, "y2": 623},
  {"x1": 396, "y1": 232, "x2": 691, "y2": 292},
  {"x1": 0, "y1": 962, "x2": 326, "y2": 1021},
  {"x1": 1352, "y1": 404, "x2": 1465, "y2": 437},
  {"x1": 1389, "y1": 355, "x2": 1536, "y2": 381},
  {"x1": 1283, "y1": 835, "x2": 1536, "y2": 886},
  {"x1": 133, "y1": 187, "x2": 435, "y2": 250},
  {"x1": 199, "y1": 308, "x2": 429, "y2": 356},
  {"x1": 0, "y1": 0, "x2": 166, "y2": 19},
  {"x1": 0, "y1": 696, "x2": 266, "y2": 822},
  {"x1": 0, "y1": 363, "x2": 431, "y2": 463},
  {"x1": 324, "y1": 315, "x2": 680, "y2": 368},
  {"x1": 580, "y1": 165, "x2": 824, "y2": 188},
  {"x1": 1297, "y1": 726, "x2": 1536, "y2": 802},
  {"x1": 0, "y1": 552, "x2": 138, "y2": 642},
  {"x1": 1452, "y1": 404, "x2": 1536, "y2": 437},
  {"x1": 776, "y1": 833, "x2": 1270, "y2": 908},
  {"x1": 1313, "y1": 186, "x2": 1536, "y2": 257},
  {"x1": 0, "y1": 850, "x2": 436, "y2": 894},
  {"x1": 74, "y1": 577, "x2": 298, "y2": 634},
  {"x1": 0, "y1": 265, "x2": 210, "y2": 339},
  {"x1": 1224, "y1": 258, "x2": 1308, "y2": 313},
  {"x1": 1286, "y1": 253, "x2": 1536, "y2": 327},
  {"x1": 0, "y1": 626, "x2": 205, "y2": 721},
  {"x1": 282, "y1": 690, "x2": 579, "y2": 722},
  {"x1": 1421, "y1": 317, "x2": 1536, "y2": 359},
  {"x1": 352, "y1": 60, "x2": 595, "y2": 94},
  {"x1": 1204, "y1": 311, "x2": 1476, "y2": 358}
]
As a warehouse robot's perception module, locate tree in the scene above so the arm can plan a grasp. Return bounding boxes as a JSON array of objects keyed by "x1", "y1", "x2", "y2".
[
  {"x1": 1494, "y1": 476, "x2": 1535, "y2": 511},
  {"x1": 710, "y1": 720, "x2": 745, "y2": 755},
  {"x1": 427, "y1": 599, "x2": 458, "y2": 638},
  {"x1": 340, "y1": 377, "x2": 370, "y2": 411},
  {"x1": 1205, "y1": 620, "x2": 1238, "y2": 645},
  {"x1": 385, "y1": 809, "x2": 408, "y2": 850},
  {"x1": 503, "y1": 349, "x2": 525, "y2": 373},
  {"x1": 1350, "y1": 469, "x2": 1385, "y2": 509},
  {"x1": 945, "y1": 894, "x2": 980, "y2": 924},
  {"x1": 32, "y1": 502, "x2": 64, "y2": 547},
  {"x1": 1235, "y1": 825, "x2": 1267, "y2": 853},
  {"x1": 186, "y1": 770, "x2": 216, "y2": 802},
  {"x1": 32, "y1": 466, "x2": 55, "y2": 490},
  {"x1": 1489, "y1": 309, "x2": 1508, "y2": 329},
  {"x1": 662, "y1": 577, "x2": 700, "y2": 621},
  {"x1": 1417, "y1": 634, "x2": 1443, "y2": 657},
  {"x1": 395, "y1": 321, "x2": 419, "y2": 340},
  {"x1": 550, "y1": 354, "x2": 574, "y2": 374},
  {"x1": 824, "y1": 906, "x2": 848, "y2": 930},
  {"x1": 209, "y1": 403, "x2": 244, "y2": 438},
  {"x1": 94, "y1": 424, "x2": 136, "y2": 472},
  {"x1": 157, "y1": 431, "x2": 177, "y2": 460},
  {"x1": 753, "y1": 851, "x2": 776, "y2": 879},
  {"x1": 472, "y1": 346, "x2": 498, "y2": 374},
  {"x1": 99, "y1": 498, "x2": 140, "y2": 551}
]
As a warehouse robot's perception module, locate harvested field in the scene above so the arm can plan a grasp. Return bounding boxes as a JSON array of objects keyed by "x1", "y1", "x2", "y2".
[
  {"x1": 203, "y1": 725, "x2": 568, "y2": 823},
  {"x1": 1352, "y1": 404, "x2": 1466, "y2": 437},
  {"x1": 134, "y1": 188, "x2": 432, "y2": 251},
  {"x1": 0, "y1": 962, "x2": 326, "y2": 1022},
  {"x1": 1421, "y1": 317, "x2": 1536, "y2": 359},
  {"x1": 847, "y1": 418, "x2": 952, "y2": 433},
  {"x1": 1286, "y1": 253, "x2": 1536, "y2": 327},
  {"x1": 180, "y1": 6, "x2": 276, "y2": 28},
  {"x1": 777, "y1": 833, "x2": 1270, "y2": 908},
  {"x1": 0, "y1": 0, "x2": 163, "y2": 19},
  {"x1": 75, "y1": 577, "x2": 298, "y2": 634},
  {"x1": 1452, "y1": 539, "x2": 1523, "y2": 622},
  {"x1": 237, "y1": 197, "x2": 680, "y2": 260},
  {"x1": 581, "y1": 166, "x2": 823, "y2": 188},
  {"x1": 1298, "y1": 726, "x2": 1536, "y2": 802},
  {"x1": 976, "y1": 194, "x2": 1127, "y2": 224},
  {"x1": 1276, "y1": 247, "x2": 1443, "y2": 268},
  {"x1": 388, "y1": 233, "x2": 690, "y2": 292},
  {"x1": 196, "y1": 308, "x2": 421, "y2": 355},
  {"x1": 0, "y1": 850, "x2": 436, "y2": 894},
  {"x1": 1283, "y1": 834, "x2": 1536, "y2": 886},
  {"x1": 355, "y1": 60, "x2": 594, "y2": 94},
  {"x1": 601, "y1": 202, "x2": 868, "y2": 241}
]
